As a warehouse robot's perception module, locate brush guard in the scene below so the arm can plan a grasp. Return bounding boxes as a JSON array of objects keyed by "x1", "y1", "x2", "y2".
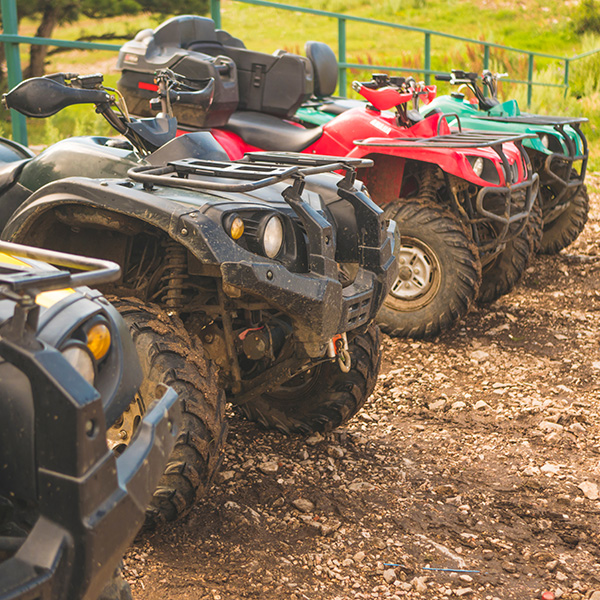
[{"x1": 355, "y1": 130, "x2": 539, "y2": 253}]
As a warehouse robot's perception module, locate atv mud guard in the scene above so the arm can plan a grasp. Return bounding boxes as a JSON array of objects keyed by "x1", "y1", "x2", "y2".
[
  {"x1": 472, "y1": 115, "x2": 588, "y2": 209},
  {"x1": 0, "y1": 312, "x2": 180, "y2": 600},
  {"x1": 355, "y1": 130, "x2": 539, "y2": 253}
]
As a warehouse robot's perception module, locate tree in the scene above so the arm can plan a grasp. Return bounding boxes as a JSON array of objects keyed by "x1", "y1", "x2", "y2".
[{"x1": 14, "y1": 0, "x2": 209, "y2": 78}]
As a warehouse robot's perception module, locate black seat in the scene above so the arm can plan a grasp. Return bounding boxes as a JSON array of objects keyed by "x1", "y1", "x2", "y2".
[
  {"x1": 305, "y1": 41, "x2": 338, "y2": 98},
  {"x1": 225, "y1": 112, "x2": 323, "y2": 152}
]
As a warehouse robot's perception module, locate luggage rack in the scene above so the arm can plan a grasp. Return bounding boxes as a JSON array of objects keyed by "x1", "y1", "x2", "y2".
[
  {"x1": 472, "y1": 115, "x2": 588, "y2": 126},
  {"x1": 128, "y1": 153, "x2": 373, "y2": 193},
  {"x1": 354, "y1": 130, "x2": 535, "y2": 150}
]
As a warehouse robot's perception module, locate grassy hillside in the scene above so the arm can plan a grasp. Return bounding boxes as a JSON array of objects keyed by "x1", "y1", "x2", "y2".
[{"x1": 6, "y1": 0, "x2": 600, "y2": 168}]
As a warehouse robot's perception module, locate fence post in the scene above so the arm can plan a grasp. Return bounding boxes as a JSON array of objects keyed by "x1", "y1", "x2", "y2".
[
  {"x1": 338, "y1": 17, "x2": 347, "y2": 97},
  {"x1": 1, "y1": 0, "x2": 27, "y2": 145},
  {"x1": 527, "y1": 52, "x2": 534, "y2": 108},
  {"x1": 424, "y1": 32, "x2": 431, "y2": 85},
  {"x1": 483, "y1": 45, "x2": 490, "y2": 96},
  {"x1": 564, "y1": 58, "x2": 570, "y2": 98},
  {"x1": 211, "y1": 0, "x2": 222, "y2": 29}
]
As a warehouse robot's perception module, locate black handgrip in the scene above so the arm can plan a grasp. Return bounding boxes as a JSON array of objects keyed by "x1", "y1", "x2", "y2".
[
  {"x1": 3, "y1": 77, "x2": 111, "y2": 118},
  {"x1": 167, "y1": 78, "x2": 215, "y2": 109},
  {"x1": 435, "y1": 74, "x2": 452, "y2": 81}
]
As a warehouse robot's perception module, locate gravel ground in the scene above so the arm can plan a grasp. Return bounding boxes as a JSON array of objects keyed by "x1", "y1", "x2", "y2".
[{"x1": 125, "y1": 180, "x2": 600, "y2": 600}]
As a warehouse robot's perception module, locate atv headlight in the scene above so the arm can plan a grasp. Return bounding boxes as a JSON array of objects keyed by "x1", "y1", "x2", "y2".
[
  {"x1": 261, "y1": 215, "x2": 284, "y2": 259},
  {"x1": 61, "y1": 343, "x2": 95, "y2": 385},
  {"x1": 471, "y1": 157, "x2": 484, "y2": 177},
  {"x1": 467, "y1": 156, "x2": 499, "y2": 184},
  {"x1": 86, "y1": 322, "x2": 111, "y2": 361}
]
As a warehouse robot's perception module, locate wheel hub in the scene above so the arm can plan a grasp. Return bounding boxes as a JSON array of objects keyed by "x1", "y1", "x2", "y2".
[
  {"x1": 107, "y1": 396, "x2": 145, "y2": 455},
  {"x1": 390, "y1": 242, "x2": 435, "y2": 300}
]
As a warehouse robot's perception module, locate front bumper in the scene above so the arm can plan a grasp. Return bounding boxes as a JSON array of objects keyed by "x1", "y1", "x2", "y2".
[{"x1": 0, "y1": 339, "x2": 180, "y2": 600}]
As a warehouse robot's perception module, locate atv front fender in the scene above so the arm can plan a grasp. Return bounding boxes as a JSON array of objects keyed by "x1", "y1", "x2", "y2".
[{"x1": 2, "y1": 177, "x2": 392, "y2": 352}]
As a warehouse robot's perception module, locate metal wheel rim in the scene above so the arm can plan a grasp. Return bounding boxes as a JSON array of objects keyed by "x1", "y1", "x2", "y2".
[
  {"x1": 389, "y1": 236, "x2": 441, "y2": 304},
  {"x1": 107, "y1": 395, "x2": 146, "y2": 455}
]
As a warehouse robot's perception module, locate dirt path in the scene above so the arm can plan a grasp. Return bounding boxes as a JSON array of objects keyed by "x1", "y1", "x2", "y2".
[{"x1": 125, "y1": 182, "x2": 600, "y2": 600}]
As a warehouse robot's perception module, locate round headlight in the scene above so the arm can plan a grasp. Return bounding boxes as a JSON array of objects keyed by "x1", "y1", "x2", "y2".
[
  {"x1": 61, "y1": 344, "x2": 95, "y2": 385},
  {"x1": 262, "y1": 215, "x2": 284, "y2": 259},
  {"x1": 472, "y1": 157, "x2": 484, "y2": 177},
  {"x1": 86, "y1": 322, "x2": 111, "y2": 361},
  {"x1": 540, "y1": 134, "x2": 549, "y2": 148}
]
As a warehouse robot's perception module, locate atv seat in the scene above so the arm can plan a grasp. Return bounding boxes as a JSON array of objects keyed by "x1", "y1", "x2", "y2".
[
  {"x1": 305, "y1": 41, "x2": 338, "y2": 98},
  {"x1": 225, "y1": 111, "x2": 323, "y2": 152}
]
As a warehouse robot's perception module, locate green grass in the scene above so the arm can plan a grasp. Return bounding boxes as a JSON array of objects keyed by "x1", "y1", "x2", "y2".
[{"x1": 7, "y1": 0, "x2": 600, "y2": 167}]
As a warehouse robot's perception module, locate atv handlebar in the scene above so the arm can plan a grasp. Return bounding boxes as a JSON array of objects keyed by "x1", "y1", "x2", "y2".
[{"x1": 3, "y1": 75, "x2": 112, "y2": 118}]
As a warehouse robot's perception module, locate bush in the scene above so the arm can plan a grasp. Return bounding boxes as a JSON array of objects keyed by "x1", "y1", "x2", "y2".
[{"x1": 573, "y1": 0, "x2": 600, "y2": 35}]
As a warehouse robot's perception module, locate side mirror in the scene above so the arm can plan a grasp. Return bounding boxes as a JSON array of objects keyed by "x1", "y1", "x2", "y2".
[{"x1": 3, "y1": 77, "x2": 112, "y2": 118}]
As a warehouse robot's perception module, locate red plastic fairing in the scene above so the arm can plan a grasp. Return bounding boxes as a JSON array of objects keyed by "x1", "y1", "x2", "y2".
[{"x1": 357, "y1": 84, "x2": 413, "y2": 111}]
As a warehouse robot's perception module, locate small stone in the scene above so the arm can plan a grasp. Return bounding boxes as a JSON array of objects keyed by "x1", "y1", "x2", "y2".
[
  {"x1": 353, "y1": 551, "x2": 366, "y2": 563},
  {"x1": 556, "y1": 571, "x2": 568, "y2": 582},
  {"x1": 522, "y1": 466, "x2": 540, "y2": 477},
  {"x1": 459, "y1": 575, "x2": 473, "y2": 583},
  {"x1": 383, "y1": 568, "x2": 396, "y2": 584},
  {"x1": 348, "y1": 481, "x2": 375, "y2": 492},
  {"x1": 342, "y1": 558, "x2": 354, "y2": 567},
  {"x1": 502, "y1": 561, "x2": 517, "y2": 573},
  {"x1": 327, "y1": 446, "x2": 345, "y2": 458},
  {"x1": 546, "y1": 560, "x2": 559, "y2": 572},
  {"x1": 540, "y1": 462, "x2": 560, "y2": 475},
  {"x1": 411, "y1": 577, "x2": 427, "y2": 593},
  {"x1": 218, "y1": 470, "x2": 235, "y2": 482},
  {"x1": 578, "y1": 481, "x2": 599, "y2": 500},
  {"x1": 454, "y1": 587, "x2": 474, "y2": 597},
  {"x1": 473, "y1": 400, "x2": 490, "y2": 410},
  {"x1": 538, "y1": 421, "x2": 564, "y2": 433},
  {"x1": 452, "y1": 401, "x2": 467, "y2": 410},
  {"x1": 569, "y1": 422, "x2": 586, "y2": 435},
  {"x1": 428, "y1": 399, "x2": 446, "y2": 411},
  {"x1": 471, "y1": 350, "x2": 489, "y2": 362},
  {"x1": 258, "y1": 461, "x2": 279, "y2": 475},
  {"x1": 292, "y1": 498, "x2": 314, "y2": 513},
  {"x1": 588, "y1": 591, "x2": 600, "y2": 600},
  {"x1": 306, "y1": 432, "x2": 324, "y2": 446},
  {"x1": 482, "y1": 549, "x2": 494, "y2": 560}
]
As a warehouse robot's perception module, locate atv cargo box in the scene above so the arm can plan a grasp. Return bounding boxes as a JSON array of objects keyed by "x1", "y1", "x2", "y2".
[{"x1": 117, "y1": 16, "x2": 314, "y2": 125}]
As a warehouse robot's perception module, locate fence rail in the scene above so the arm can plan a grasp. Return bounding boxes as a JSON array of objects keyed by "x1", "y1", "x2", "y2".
[{"x1": 1, "y1": 0, "x2": 599, "y2": 145}]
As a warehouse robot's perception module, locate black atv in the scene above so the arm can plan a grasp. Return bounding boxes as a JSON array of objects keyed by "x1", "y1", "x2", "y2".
[
  {"x1": 0, "y1": 240, "x2": 180, "y2": 600},
  {"x1": 0, "y1": 74, "x2": 397, "y2": 518}
]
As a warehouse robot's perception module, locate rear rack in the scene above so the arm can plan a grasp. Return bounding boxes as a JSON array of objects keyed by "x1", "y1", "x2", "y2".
[
  {"x1": 354, "y1": 130, "x2": 536, "y2": 149},
  {"x1": 128, "y1": 153, "x2": 373, "y2": 193},
  {"x1": 473, "y1": 115, "x2": 588, "y2": 126}
]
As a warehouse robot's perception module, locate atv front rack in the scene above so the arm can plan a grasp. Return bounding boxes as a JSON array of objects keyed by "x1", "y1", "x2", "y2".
[
  {"x1": 128, "y1": 153, "x2": 373, "y2": 193},
  {"x1": 354, "y1": 130, "x2": 535, "y2": 150},
  {"x1": 473, "y1": 115, "x2": 588, "y2": 127}
]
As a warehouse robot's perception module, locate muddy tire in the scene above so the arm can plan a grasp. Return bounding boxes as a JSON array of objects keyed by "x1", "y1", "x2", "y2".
[
  {"x1": 237, "y1": 324, "x2": 381, "y2": 434},
  {"x1": 540, "y1": 183, "x2": 589, "y2": 254},
  {"x1": 376, "y1": 198, "x2": 481, "y2": 339},
  {"x1": 528, "y1": 193, "x2": 544, "y2": 254},
  {"x1": 111, "y1": 298, "x2": 227, "y2": 523},
  {"x1": 477, "y1": 226, "x2": 532, "y2": 304},
  {"x1": 97, "y1": 567, "x2": 132, "y2": 600}
]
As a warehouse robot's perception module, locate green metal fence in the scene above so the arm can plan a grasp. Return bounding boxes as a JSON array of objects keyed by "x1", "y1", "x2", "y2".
[{"x1": 1, "y1": 0, "x2": 599, "y2": 146}]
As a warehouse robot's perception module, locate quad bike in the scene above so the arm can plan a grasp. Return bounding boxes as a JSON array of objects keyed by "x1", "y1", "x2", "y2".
[
  {"x1": 0, "y1": 71, "x2": 397, "y2": 485},
  {"x1": 0, "y1": 240, "x2": 180, "y2": 600},
  {"x1": 425, "y1": 70, "x2": 589, "y2": 255},
  {"x1": 297, "y1": 64, "x2": 589, "y2": 255},
  {"x1": 116, "y1": 15, "x2": 539, "y2": 338}
]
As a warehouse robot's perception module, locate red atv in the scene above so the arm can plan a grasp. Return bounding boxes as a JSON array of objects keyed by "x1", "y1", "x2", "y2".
[{"x1": 117, "y1": 16, "x2": 539, "y2": 339}]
